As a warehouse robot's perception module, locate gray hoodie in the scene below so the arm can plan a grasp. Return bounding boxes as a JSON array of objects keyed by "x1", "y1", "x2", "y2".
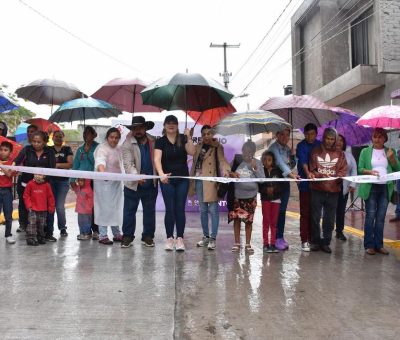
[{"x1": 234, "y1": 159, "x2": 265, "y2": 199}]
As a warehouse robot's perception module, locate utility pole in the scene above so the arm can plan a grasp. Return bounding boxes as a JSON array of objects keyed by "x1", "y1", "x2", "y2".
[{"x1": 210, "y1": 42, "x2": 240, "y2": 89}]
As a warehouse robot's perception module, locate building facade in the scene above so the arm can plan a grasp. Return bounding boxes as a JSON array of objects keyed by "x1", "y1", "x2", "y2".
[{"x1": 291, "y1": 0, "x2": 400, "y2": 114}]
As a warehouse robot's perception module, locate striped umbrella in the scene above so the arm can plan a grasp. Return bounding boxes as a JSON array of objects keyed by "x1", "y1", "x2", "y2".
[
  {"x1": 215, "y1": 110, "x2": 291, "y2": 137},
  {"x1": 259, "y1": 94, "x2": 337, "y2": 129},
  {"x1": 391, "y1": 89, "x2": 400, "y2": 100},
  {"x1": 356, "y1": 105, "x2": 400, "y2": 129}
]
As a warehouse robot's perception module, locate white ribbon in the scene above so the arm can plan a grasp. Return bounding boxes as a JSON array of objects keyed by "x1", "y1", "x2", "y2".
[{"x1": 1, "y1": 164, "x2": 398, "y2": 184}]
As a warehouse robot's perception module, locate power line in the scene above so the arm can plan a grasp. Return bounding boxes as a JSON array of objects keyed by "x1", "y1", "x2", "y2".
[
  {"x1": 18, "y1": 0, "x2": 147, "y2": 77},
  {"x1": 231, "y1": 0, "x2": 294, "y2": 82}
]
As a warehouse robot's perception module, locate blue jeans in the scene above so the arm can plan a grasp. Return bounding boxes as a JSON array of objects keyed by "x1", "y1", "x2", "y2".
[
  {"x1": 46, "y1": 180, "x2": 70, "y2": 235},
  {"x1": 395, "y1": 180, "x2": 400, "y2": 218},
  {"x1": 195, "y1": 180, "x2": 219, "y2": 239},
  {"x1": 78, "y1": 214, "x2": 92, "y2": 235},
  {"x1": 122, "y1": 186, "x2": 158, "y2": 240},
  {"x1": 0, "y1": 188, "x2": 13, "y2": 237},
  {"x1": 99, "y1": 226, "x2": 121, "y2": 240},
  {"x1": 364, "y1": 184, "x2": 388, "y2": 249},
  {"x1": 277, "y1": 182, "x2": 290, "y2": 239},
  {"x1": 160, "y1": 178, "x2": 189, "y2": 238}
]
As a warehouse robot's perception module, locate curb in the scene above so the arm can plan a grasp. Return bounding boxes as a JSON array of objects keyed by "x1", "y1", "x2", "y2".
[{"x1": 286, "y1": 211, "x2": 400, "y2": 249}]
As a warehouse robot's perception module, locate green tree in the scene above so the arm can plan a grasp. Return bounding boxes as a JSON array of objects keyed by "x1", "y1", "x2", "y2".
[{"x1": 0, "y1": 84, "x2": 36, "y2": 135}]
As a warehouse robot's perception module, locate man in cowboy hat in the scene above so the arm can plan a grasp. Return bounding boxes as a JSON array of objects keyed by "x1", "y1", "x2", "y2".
[{"x1": 121, "y1": 116, "x2": 158, "y2": 248}]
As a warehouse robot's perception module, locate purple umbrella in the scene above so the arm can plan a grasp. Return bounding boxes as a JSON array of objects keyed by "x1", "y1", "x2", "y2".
[
  {"x1": 317, "y1": 107, "x2": 372, "y2": 146},
  {"x1": 92, "y1": 78, "x2": 161, "y2": 114},
  {"x1": 391, "y1": 89, "x2": 400, "y2": 99}
]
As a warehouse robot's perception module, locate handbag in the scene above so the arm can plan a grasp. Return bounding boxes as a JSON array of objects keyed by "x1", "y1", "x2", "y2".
[{"x1": 214, "y1": 146, "x2": 229, "y2": 199}]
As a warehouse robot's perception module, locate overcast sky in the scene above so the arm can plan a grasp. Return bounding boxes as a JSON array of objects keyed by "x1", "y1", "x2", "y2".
[{"x1": 2, "y1": 0, "x2": 301, "y2": 123}]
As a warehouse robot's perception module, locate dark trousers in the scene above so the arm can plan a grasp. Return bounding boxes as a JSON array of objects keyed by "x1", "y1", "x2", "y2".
[
  {"x1": 160, "y1": 178, "x2": 189, "y2": 238},
  {"x1": 277, "y1": 182, "x2": 290, "y2": 239},
  {"x1": 27, "y1": 211, "x2": 47, "y2": 240},
  {"x1": 89, "y1": 180, "x2": 99, "y2": 233},
  {"x1": 310, "y1": 189, "x2": 339, "y2": 246},
  {"x1": 364, "y1": 184, "x2": 388, "y2": 250},
  {"x1": 46, "y1": 180, "x2": 69, "y2": 235},
  {"x1": 17, "y1": 179, "x2": 28, "y2": 229},
  {"x1": 122, "y1": 186, "x2": 158, "y2": 240},
  {"x1": 335, "y1": 192, "x2": 349, "y2": 233},
  {"x1": 0, "y1": 187, "x2": 13, "y2": 237},
  {"x1": 299, "y1": 191, "x2": 311, "y2": 243}
]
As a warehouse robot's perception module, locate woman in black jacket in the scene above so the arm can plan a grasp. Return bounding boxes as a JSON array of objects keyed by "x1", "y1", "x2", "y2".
[{"x1": 14, "y1": 131, "x2": 56, "y2": 237}]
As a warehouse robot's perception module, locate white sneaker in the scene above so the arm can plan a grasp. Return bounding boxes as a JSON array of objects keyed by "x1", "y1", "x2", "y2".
[
  {"x1": 175, "y1": 237, "x2": 185, "y2": 252},
  {"x1": 301, "y1": 242, "x2": 311, "y2": 252},
  {"x1": 197, "y1": 236, "x2": 209, "y2": 247},
  {"x1": 6, "y1": 236, "x2": 16, "y2": 244},
  {"x1": 208, "y1": 238, "x2": 216, "y2": 250},
  {"x1": 165, "y1": 237, "x2": 174, "y2": 251}
]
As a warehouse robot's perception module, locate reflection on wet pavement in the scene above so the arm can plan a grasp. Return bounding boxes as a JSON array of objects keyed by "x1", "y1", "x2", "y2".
[{"x1": 0, "y1": 208, "x2": 399, "y2": 339}]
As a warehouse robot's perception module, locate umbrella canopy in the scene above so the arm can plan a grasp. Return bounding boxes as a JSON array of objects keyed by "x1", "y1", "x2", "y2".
[
  {"x1": 140, "y1": 73, "x2": 233, "y2": 112},
  {"x1": 316, "y1": 107, "x2": 373, "y2": 146},
  {"x1": 188, "y1": 102, "x2": 236, "y2": 126},
  {"x1": 26, "y1": 118, "x2": 61, "y2": 134},
  {"x1": 259, "y1": 94, "x2": 337, "y2": 128},
  {"x1": 91, "y1": 78, "x2": 161, "y2": 113},
  {"x1": 215, "y1": 110, "x2": 291, "y2": 136},
  {"x1": 391, "y1": 89, "x2": 400, "y2": 100},
  {"x1": 356, "y1": 105, "x2": 400, "y2": 129},
  {"x1": 14, "y1": 122, "x2": 29, "y2": 143},
  {"x1": 0, "y1": 91, "x2": 18, "y2": 113},
  {"x1": 16, "y1": 78, "x2": 86, "y2": 106},
  {"x1": 48, "y1": 98, "x2": 122, "y2": 124}
]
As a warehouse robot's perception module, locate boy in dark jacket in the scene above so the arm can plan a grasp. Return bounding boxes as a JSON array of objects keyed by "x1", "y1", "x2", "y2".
[
  {"x1": 23, "y1": 174, "x2": 55, "y2": 246},
  {"x1": 259, "y1": 151, "x2": 283, "y2": 253}
]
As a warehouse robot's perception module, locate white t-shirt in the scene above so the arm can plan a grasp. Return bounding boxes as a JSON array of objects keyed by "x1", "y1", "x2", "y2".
[{"x1": 371, "y1": 148, "x2": 388, "y2": 183}]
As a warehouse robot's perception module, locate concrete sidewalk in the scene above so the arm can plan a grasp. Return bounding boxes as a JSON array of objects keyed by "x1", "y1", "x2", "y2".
[{"x1": 0, "y1": 208, "x2": 399, "y2": 339}]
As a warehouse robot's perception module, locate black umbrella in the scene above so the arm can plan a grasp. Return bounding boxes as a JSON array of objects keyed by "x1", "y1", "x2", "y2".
[
  {"x1": 16, "y1": 78, "x2": 86, "y2": 113},
  {"x1": 140, "y1": 72, "x2": 233, "y2": 126}
]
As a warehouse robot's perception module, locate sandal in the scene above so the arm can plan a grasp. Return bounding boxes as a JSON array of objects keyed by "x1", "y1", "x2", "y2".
[
  {"x1": 231, "y1": 243, "x2": 240, "y2": 252},
  {"x1": 245, "y1": 244, "x2": 254, "y2": 254}
]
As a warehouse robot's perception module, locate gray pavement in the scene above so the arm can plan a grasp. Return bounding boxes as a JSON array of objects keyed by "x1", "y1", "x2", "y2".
[{"x1": 0, "y1": 208, "x2": 400, "y2": 339}]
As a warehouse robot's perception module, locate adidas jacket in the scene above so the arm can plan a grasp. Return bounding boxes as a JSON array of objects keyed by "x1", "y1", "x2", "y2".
[{"x1": 309, "y1": 145, "x2": 347, "y2": 193}]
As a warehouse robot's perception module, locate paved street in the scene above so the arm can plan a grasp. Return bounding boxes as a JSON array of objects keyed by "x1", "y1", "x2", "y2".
[{"x1": 1, "y1": 208, "x2": 400, "y2": 339}]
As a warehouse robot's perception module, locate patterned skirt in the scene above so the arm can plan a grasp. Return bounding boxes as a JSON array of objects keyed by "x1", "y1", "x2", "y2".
[{"x1": 228, "y1": 197, "x2": 257, "y2": 224}]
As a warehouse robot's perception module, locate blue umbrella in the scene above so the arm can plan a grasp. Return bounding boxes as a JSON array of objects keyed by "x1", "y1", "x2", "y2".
[
  {"x1": 0, "y1": 91, "x2": 18, "y2": 113},
  {"x1": 15, "y1": 122, "x2": 29, "y2": 143},
  {"x1": 316, "y1": 107, "x2": 372, "y2": 146},
  {"x1": 48, "y1": 97, "x2": 121, "y2": 124}
]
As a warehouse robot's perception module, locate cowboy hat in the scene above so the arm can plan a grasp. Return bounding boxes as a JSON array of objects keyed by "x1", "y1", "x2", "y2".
[{"x1": 125, "y1": 116, "x2": 155, "y2": 130}]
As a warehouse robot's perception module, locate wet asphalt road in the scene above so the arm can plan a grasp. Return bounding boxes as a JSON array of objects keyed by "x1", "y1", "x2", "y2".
[{"x1": 0, "y1": 208, "x2": 399, "y2": 339}]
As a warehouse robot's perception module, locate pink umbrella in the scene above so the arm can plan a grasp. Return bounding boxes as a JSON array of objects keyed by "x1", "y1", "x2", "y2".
[
  {"x1": 356, "y1": 105, "x2": 400, "y2": 129},
  {"x1": 92, "y1": 78, "x2": 161, "y2": 114},
  {"x1": 259, "y1": 94, "x2": 338, "y2": 129},
  {"x1": 391, "y1": 89, "x2": 400, "y2": 100}
]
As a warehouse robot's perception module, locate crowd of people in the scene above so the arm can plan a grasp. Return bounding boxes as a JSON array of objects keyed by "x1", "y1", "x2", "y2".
[{"x1": 0, "y1": 116, "x2": 398, "y2": 256}]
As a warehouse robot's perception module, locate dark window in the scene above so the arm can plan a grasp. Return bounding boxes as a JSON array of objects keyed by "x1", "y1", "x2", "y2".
[{"x1": 351, "y1": 7, "x2": 374, "y2": 68}]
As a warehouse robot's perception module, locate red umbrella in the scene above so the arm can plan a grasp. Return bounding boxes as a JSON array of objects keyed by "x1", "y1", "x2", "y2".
[
  {"x1": 188, "y1": 102, "x2": 236, "y2": 126},
  {"x1": 259, "y1": 94, "x2": 337, "y2": 128},
  {"x1": 26, "y1": 118, "x2": 61, "y2": 134},
  {"x1": 0, "y1": 136, "x2": 23, "y2": 161},
  {"x1": 92, "y1": 78, "x2": 161, "y2": 114}
]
